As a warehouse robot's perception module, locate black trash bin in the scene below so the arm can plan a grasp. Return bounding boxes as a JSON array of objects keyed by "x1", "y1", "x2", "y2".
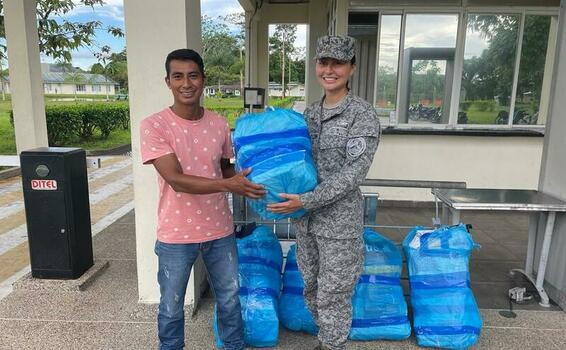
[{"x1": 20, "y1": 147, "x2": 93, "y2": 279}]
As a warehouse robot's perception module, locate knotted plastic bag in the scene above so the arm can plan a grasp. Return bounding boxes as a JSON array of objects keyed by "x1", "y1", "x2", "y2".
[
  {"x1": 349, "y1": 228, "x2": 411, "y2": 340},
  {"x1": 213, "y1": 225, "x2": 283, "y2": 348},
  {"x1": 233, "y1": 108, "x2": 317, "y2": 220},
  {"x1": 279, "y1": 244, "x2": 318, "y2": 335},
  {"x1": 403, "y1": 224, "x2": 482, "y2": 349}
]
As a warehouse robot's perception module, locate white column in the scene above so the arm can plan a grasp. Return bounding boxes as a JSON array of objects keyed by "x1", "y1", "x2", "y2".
[
  {"x1": 245, "y1": 11, "x2": 260, "y2": 87},
  {"x1": 539, "y1": 1, "x2": 566, "y2": 200},
  {"x1": 306, "y1": 0, "x2": 328, "y2": 105},
  {"x1": 535, "y1": 0, "x2": 566, "y2": 311},
  {"x1": 256, "y1": 20, "x2": 270, "y2": 104},
  {"x1": 4, "y1": 0, "x2": 48, "y2": 153},
  {"x1": 124, "y1": 0, "x2": 203, "y2": 304}
]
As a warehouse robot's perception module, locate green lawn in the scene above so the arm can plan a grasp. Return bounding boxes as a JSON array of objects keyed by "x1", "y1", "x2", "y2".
[
  {"x1": 465, "y1": 105, "x2": 507, "y2": 125},
  {"x1": 0, "y1": 99, "x2": 17, "y2": 154},
  {"x1": 0, "y1": 96, "x2": 299, "y2": 155},
  {"x1": 204, "y1": 97, "x2": 244, "y2": 109}
]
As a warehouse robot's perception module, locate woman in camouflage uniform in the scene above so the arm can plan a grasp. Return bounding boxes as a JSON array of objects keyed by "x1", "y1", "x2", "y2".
[{"x1": 268, "y1": 35, "x2": 381, "y2": 350}]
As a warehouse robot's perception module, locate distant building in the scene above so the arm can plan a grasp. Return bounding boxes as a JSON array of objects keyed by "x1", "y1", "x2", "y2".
[
  {"x1": 204, "y1": 84, "x2": 242, "y2": 97},
  {"x1": 268, "y1": 82, "x2": 305, "y2": 98},
  {"x1": 1, "y1": 63, "x2": 117, "y2": 96}
]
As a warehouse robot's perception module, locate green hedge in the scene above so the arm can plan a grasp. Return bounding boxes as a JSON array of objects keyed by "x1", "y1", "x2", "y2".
[
  {"x1": 269, "y1": 96, "x2": 298, "y2": 109},
  {"x1": 10, "y1": 103, "x2": 129, "y2": 146}
]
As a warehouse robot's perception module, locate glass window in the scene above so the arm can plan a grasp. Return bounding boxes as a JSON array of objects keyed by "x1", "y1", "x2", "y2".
[
  {"x1": 459, "y1": 14, "x2": 520, "y2": 125},
  {"x1": 399, "y1": 14, "x2": 459, "y2": 124},
  {"x1": 513, "y1": 15, "x2": 555, "y2": 126},
  {"x1": 76, "y1": 84, "x2": 86, "y2": 92},
  {"x1": 375, "y1": 15, "x2": 402, "y2": 126}
]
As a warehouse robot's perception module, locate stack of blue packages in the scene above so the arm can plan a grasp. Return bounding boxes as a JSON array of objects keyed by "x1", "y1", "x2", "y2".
[
  {"x1": 350, "y1": 228, "x2": 411, "y2": 340},
  {"x1": 279, "y1": 244, "x2": 318, "y2": 335},
  {"x1": 403, "y1": 224, "x2": 482, "y2": 349},
  {"x1": 213, "y1": 225, "x2": 283, "y2": 348},
  {"x1": 233, "y1": 108, "x2": 317, "y2": 220}
]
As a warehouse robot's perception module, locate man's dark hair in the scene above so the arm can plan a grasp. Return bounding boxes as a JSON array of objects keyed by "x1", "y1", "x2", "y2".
[
  {"x1": 350, "y1": 55, "x2": 356, "y2": 65},
  {"x1": 165, "y1": 49, "x2": 205, "y2": 77}
]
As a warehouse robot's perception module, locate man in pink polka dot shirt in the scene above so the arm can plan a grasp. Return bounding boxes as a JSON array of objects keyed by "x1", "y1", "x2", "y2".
[{"x1": 140, "y1": 49, "x2": 265, "y2": 350}]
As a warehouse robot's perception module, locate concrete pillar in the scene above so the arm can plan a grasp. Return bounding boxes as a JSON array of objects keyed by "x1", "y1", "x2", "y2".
[
  {"x1": 536, "y1": 0, "x2": 566, "y2": 310},
  {"x1": 4, "y1": 0, "x2": 48, "y2": 153},
  {"x1": 124, "y1": 0, "x2": 204, "y2": 304},
  {"x1": 306, "y1": 0, "x2": 328, "y2": 105},
  {"x1": 538, "y1": 16, "x2": 559, "y2": 125},
  {"x1": 256, "y1": 20, "x2": 270, "y2": 104},
  {"x1": 245, "y1": 11, "x2": 260, "y2": 87}
]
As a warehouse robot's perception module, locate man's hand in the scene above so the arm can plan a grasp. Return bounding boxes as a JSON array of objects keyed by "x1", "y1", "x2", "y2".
[
  {"x1": 224, "y1": 168, "x2": 266, "y2": 199},
  {"x1": 267, "y1": 193, "x2": 304, "y2": 214}
]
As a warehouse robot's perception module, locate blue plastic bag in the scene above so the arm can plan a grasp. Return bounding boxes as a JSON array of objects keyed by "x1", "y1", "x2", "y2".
[
  {"x1": 403, "y1": 224, "x2": 482, "y2": 349},
  {"x1": 213, "y1": 225, "x2": 283, "y2": 348},
  {"x1": 279, "y1": 244, "x2": 318, "y2": 335},
  {"x1": 233, "y1": 108, "x2": 317, "y2": 220},
  {"x1": 350, "y1": 228, "x2": 411, "y2": 340}
]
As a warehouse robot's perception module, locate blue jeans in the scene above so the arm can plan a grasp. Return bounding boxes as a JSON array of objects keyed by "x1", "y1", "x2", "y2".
[{"x1": 154, "y1": 234, "x2": 244, "y2": 350}]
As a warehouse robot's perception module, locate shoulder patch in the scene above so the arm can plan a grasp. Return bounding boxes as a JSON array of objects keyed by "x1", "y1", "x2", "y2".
[{"x1": 347, "y1": 137, "x2": 366, "y2": 159}]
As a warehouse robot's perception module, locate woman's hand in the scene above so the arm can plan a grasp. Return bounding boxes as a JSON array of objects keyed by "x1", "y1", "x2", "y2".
[{"x1": 267, "y1": 193, "x2": 304, "y2": 214}]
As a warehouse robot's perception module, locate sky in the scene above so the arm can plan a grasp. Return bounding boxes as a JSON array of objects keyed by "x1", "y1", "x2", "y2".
[
  {"x1": 35, "y1": 0, "x2": 310, "y2": 70},
  {"x1": 40, "y1": 0, "x2": 249, "y2": 70},
  {"x1": 13, "y1": 1, "x2": 482, "y2": 71}
]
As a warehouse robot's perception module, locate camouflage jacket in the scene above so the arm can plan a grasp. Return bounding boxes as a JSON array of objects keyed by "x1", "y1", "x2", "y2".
[{"x1": 295, "y1": 91, "x2": 381, "y2": 239}]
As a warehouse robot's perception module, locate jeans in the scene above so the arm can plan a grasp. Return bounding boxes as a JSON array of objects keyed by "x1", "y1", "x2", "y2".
[{"x1": 155, "y1": 234, "x2": 244, "y2": 350}]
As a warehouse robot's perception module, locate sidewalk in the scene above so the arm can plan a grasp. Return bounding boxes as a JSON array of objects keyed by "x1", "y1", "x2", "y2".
[
  {"x1": 1, "y1": 207, "x2": 565, "y2": 349},
  {"x1": 0, "y1": 155, "x2": 134, "y2": 299}
]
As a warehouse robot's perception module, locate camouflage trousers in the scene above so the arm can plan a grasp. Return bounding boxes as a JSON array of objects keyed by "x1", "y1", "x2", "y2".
[{"x1": 296, "y1": 230, "x2": 364, "y2": 350}]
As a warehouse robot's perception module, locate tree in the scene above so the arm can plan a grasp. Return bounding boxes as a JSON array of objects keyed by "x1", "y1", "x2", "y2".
[
  {"x1": 0, "y1": 0, "x2": 124, "y2": 63},
  {"x1": 463, "y1": 15, "x2": 551, "y2": 108},
  {"x1": 223, "y1": 13, "x2": 246, "y2": 91},
  {"x1": 64, "y1": 71, "x2": 86, "y2": 101},
  {"x1": 269, "y1": 25, "x2": 297, "y2": 98},
  {"x1": 202, "y1": 15, "x2": 241, "y2": 89},
  {"x1": 0, "y1": 56, "x2": 7, "y2": 101},
  {"x1": 104, "y1": 48, "x2": 128, "y2": 92},
  {"x1": 90, "y1": 63, "x2": 105, "y2": 75}
]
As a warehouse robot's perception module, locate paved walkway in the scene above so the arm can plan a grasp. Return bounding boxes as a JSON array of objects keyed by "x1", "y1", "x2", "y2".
[
  {"x1": 0, "y1": 156, "x2": 133, "y2": 299},
  {"x1": 1, "y1": 153, "x2": 565, "y2": 348},
  {"x1": 1, "y1": 209, "x2": 565, "y2": 349}
]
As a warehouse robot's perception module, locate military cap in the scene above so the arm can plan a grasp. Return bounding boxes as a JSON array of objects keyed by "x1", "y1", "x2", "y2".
[{"x1": 314, "y1": 35, "x2": 356, "y2": 61}]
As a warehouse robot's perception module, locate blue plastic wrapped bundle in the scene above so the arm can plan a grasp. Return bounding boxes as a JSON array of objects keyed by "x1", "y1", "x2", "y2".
[
  {"x1": 403, "y1": 224, "x2": 482, "y2": 349},
  {"x1": 349, "y1": 228, "x2": 411, "y2": 340},
  {"x1": 233, "y1": 108, "x2": 317, "y2": 220},
  {"x1": 279, "y1": 244, "x2": 318, "y2": 335},
  {"x1": 213, "y1": 225, "x2": 283, "y2": 348}
]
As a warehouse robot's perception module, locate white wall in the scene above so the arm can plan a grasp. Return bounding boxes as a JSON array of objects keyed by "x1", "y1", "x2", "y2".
[
  {"x1": 535, "y1": 0, "x2": 566, "y2": 310},
  {"x1": 6, "y1": 83, "x2": 116, "y2": 95},
  {"x1": 365, "y1": 135, "x2": 544, "y2": 201}
]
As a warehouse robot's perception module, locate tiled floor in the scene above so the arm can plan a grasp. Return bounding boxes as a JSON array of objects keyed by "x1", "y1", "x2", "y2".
[{"x1": 0, "y1": 208, "x2": 564, "y2": 349}]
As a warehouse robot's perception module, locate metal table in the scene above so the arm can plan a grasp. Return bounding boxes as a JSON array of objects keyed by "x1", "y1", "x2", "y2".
[{"x1": 432, "y1": 188, "x2": 566, "y2": 307}]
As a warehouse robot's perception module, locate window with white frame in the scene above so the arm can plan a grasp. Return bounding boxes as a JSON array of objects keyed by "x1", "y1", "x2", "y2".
[
  {"x1": 349, "y1": 7, "x2": 558, "y2": 130},
  {"x1": 76, "y1": 84, "x2": 86, "y2": 92},
  {"x1": 92, "y1": 85, "x2": 102, "y2": 92},
  {"x1": 374, "y1": 14, "x2": 402, "y2": 126}
]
